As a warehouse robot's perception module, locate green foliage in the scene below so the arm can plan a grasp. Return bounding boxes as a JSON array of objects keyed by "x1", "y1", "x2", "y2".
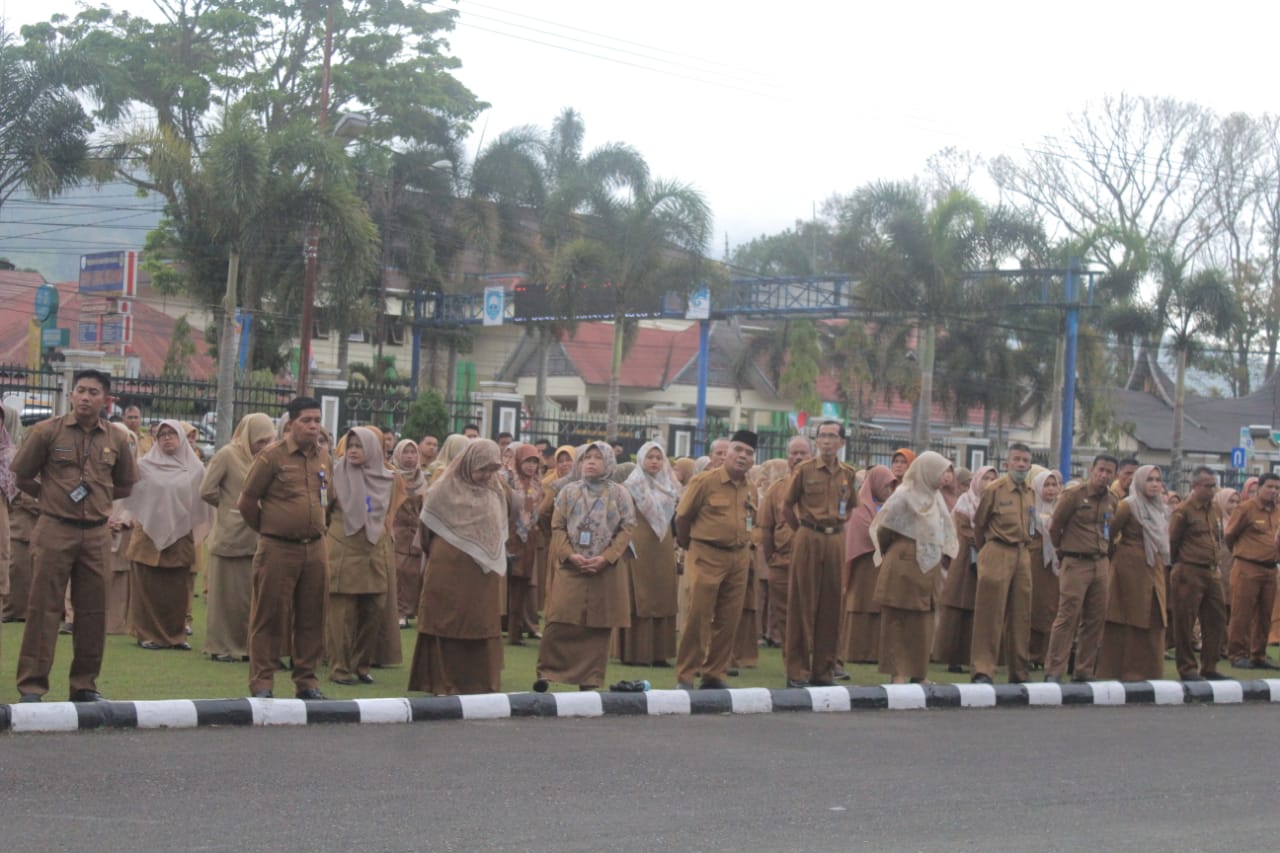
[
  {"x1": 778, "y1": 319, "x2": 821, "y2": 414},
  {"x1": 402, "y1": 387, "x2": 449, "y2": 442},
  {"x1": 161, "y1": 314, "x2": 198, "y2": 380}
]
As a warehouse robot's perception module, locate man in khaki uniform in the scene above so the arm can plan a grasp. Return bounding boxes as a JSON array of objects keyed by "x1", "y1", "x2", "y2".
[
  {"x1": 783, "y1": 422, "x2": 857, "y2": 687},
  {"x1": 1044, "y1": 455, "x2": 1118, "y2": 683},
  {"x1": 674, "y1": 430, "x2": 756, "y2": 690},
  {"x1": 238, "y1": 397, "x2": 332, "y2": 699},
  {"x1": 1109, "y1": 458, "x2": 1138, "y2": 500},
  {"x1": 759, "y1": 436, "x2": 812, "y2": 648},
  {"x1": 706, "y1": 437, "x2": 729, "y2": 470},
  {"x1": 969, "y1": 442, "x2": 1035, "y2": 684},
  {"x1": 123, "y1": 405, "x2": 154, "y2": 456},
  {"x1": 1168, "y1": 466, "x2": 1229, "y2": 681},
  {"x1": 12, "y1": 369, "x2": 138, "y2": 702},
  {"x1": 1223, "y1": 472, "x2": 1280, "y2": 669}
]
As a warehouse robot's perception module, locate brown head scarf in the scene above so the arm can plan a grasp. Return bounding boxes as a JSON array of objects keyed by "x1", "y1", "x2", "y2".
[
  {"x1": 508, "y1": 442, "x2": 544, "y2": 543},
  {"x1": 419, "y1": 438, "x2": 508, "y2": 574},
  {"x1": 845, "y1": 465, "x2": 896, "y2": 565}
]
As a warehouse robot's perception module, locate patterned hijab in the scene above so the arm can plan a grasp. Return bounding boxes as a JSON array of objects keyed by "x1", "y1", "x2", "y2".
[
  {"x1": 123, "y1": 418, "x2": 214, "y2": 550},
  {"x1": 419, "y1": 439, "x2": 508, "y2": 575},
  {"x1": 557, "y1": 441, "x2": 636, "y2": 559},
  {"x1": 333, "y1": 426, "x2": 396, "y2": 544},
  {"x1": 624, "y1": 441, "x2": 682, "y2": 538},
  {"x1": 1031, "y1": 469, "x2": 1062, "y2": 575},
  {"x1": 845, "y1": 465, "x2": 896, "y2": 565},
  {"x1": 507, "y1": 443, "x2": 544, "y2": 543},
  {"x1": 869, "y1": 451, "x2": 959, "y2": 572},
  {"x1": 1126, "y1": 464, "x2": 1171, "y2": 568},
  {"x1": 427, "y1": 434, "x2": 472, "y2": 484}
]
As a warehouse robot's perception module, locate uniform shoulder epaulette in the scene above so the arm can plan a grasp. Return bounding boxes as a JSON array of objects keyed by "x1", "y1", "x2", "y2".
[{"x1": 840, "y1": 461, "x2": 858, "y2": 474}]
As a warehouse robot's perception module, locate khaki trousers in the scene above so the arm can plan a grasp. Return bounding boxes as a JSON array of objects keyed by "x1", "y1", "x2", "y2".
[
  {"x1": 1226, "y1": 559, "x2": 1276, "y2": 663},
  {"x1": 784, "y1": 527, "x2": 844, "y2": 683},
  {"x1": 675, "y1": 542, "x2": 750, "y2": 684},
  {"x1": 325, "y1": 591, "x2": 385, "y2": 681},
  {"x1": 767, "y1": 564, "x2": 788, "y2": 646},
  {"x1": 247, "y1": 537, "x2": 328, "y2": 694},
  {"x1": 970, "y1": 540, "x2": 1031, "y2": 682},
  {"x1": 1045, "y1": 556, "x2": 1110, "y2": 679},
  {"x1": 1170, "y1": 562, "x2": 1225, "y2": 677},
  {"x1": 16, "y1": 518, "x2": 111, "y2": 697}
]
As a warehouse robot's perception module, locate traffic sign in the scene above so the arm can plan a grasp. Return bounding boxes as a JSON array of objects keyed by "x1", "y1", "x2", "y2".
[{"x1": 1231, "y1": 447, "x2": 1247, "y2": 470}]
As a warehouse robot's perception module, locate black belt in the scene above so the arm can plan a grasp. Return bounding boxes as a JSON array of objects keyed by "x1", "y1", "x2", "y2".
[
  {"x1": 41, "y1": 513, "x2": 108, "y2": 529},
  {"x1": 1236, "y1": 556, "x2": 1278, "y2": 569},
  {"x1": 1177, "y1": 561, "x2": 1213, "y2": 570},
  {"x1": 1061, "y1": 551, "x2": 1105, "y2": 560},
  {"x1": 799, "y1": 519, "x2": 843, "y2": 535},
  {"x1": 260, "y1": 531, "x2": 324, "y2": 545},
  {"x1": 694, "y1": 539, "x2": 747, "y2": 552}
]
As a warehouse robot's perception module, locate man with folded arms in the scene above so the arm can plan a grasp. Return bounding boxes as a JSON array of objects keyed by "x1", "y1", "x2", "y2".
[
  {"x1": 1223, "y1": 472, "x2": 1280, "y2": 670},
  {"x1": 1168, "y1": 466, "x2": 1229, "y2": 681}
]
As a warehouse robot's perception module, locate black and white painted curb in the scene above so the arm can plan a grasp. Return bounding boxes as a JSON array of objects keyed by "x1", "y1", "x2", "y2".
[{"x1": 3, "y1": 679, "x2": 1278, "y2": 733}]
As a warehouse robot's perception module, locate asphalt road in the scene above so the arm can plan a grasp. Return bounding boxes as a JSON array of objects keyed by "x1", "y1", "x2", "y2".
[{"x1": 0, "y1": 705, "x2": 1272, "y2": 852}]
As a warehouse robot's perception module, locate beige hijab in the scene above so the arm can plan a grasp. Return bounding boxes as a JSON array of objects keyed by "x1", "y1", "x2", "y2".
[
  {"x1": 1031, "y1": 469, "x2": 1062, "y2": 576},
  {"x1": 228, "y1": 413, "x2": 276, "y2": 479},
  {"x1": 1125, "y1": 464, "x2": 1171, "y2": 567},
  {"x1": 869, "y1": 450, "x2": 958, "y2": 572},
  {"x1": 427, "y1": 433, "x2": 472, "y2": 484},
  {"x1": 393, "y1": 438, "x2": 428, "y2": 497},
  {"x1": 333, "y1": 426, "x2": 396, "y2": 544},
  {"x1": 419, "y1": 438, "x2": 508, "y2": 575},
  {"x1": 123, "y1": 418, "x2": 213, "y2": 550}
]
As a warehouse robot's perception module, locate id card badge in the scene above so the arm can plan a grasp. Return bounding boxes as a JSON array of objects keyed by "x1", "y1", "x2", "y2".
[
  {"x1": 745, "y1": 513, "x2": 754, "y2": 532},
  {"x1": 578, "y1": 530, "x2": 592, "y2": 547},
  {"x1": 838, "y1": 499, "x2": 848, "y2": 516},
  {"x1": 318, "y1": 471, "x2": 329, "y2": 506},
  {"x1": 69, "y1": 482, "x2": 89, "y2": 504}
]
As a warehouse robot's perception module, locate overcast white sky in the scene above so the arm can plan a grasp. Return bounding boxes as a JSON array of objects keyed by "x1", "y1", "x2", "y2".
[{"x1": 7, "y1": 0, "x2": 1280, "y2": 253}]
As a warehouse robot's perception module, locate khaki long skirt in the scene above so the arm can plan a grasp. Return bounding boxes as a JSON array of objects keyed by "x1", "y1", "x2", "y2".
[
  {"x1": 408, "y1": 633, "x2": 502, "y2": 695},
  {"x1": 130, "y1": 563, "x2": 191, "y2": 647},
  {"x1": 204, "y1": 553, "x2": 253, "y2": 658},
  {"x1": 537, "y1": 623, "x2": 612, "y2": 688},
  {"x1": 1096, "y1": 593, "x2": 1165, "y2": 682},
  {"x1": 879, "y1": 605, "x2": 934, "y2": 681}
]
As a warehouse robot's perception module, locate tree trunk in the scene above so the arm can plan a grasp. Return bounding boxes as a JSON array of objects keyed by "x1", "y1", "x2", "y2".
[
  {"x1": 606, "y1": 317, "x2": 625, "y2": 442},
  {"x1": 446, "y1": 337, "x2": 458, "y2": 401},
  {"x1": 912, "y1": 321, "x2": 936, "y2": 448},
  {"x1": 1170, "y1": 345, "x2": 1188, "y2": 494},
  {"x1": 337, "y1": 327, "x2": 350, "y2": 377},
  {"x1": 214, "y1": 249, "x2": 240, "y2": 449},
  {"x1": 535, "y1": 325, "x2": 551, "y2": 418}
]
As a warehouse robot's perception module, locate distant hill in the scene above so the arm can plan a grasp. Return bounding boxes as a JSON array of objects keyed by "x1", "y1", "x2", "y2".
[{"x1": 0, "y1": 181, "x2": 162, "y2": 282}]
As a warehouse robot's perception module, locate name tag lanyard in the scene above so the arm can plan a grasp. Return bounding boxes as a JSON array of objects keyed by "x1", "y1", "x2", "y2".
[
  {"x1": 575, "y1": 493, "x2": 605, "y2": 549},
  {"x1": 68, "y1": 429, "x2": 93, "y2": 504}
]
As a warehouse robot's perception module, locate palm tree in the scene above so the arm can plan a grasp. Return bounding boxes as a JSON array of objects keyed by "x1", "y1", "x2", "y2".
[
  {"x1": 1159, "y1": 253, "x2": 1240, "y2": 491},
  {"x1": 550, "y1": 178, "x2": 712, "y2": 440}
]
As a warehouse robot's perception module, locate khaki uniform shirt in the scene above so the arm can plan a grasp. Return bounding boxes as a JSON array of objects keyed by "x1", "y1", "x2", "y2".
[
  {"x1": 240, "y1": 434, "x2": 331, "y2": 540},
  {"x1": 1168, "y1": 497, "x2": 1221, "y2": 567},
  {"x1": 759, "y1": 478, "x2": 795, "y2": 567},
  {"x1": 678, "y1": 468, "x2": 753, "y2": 549},
  {"x1": 1050, "y1": 482, "x2": 1117, "y2": 557},
  {"x1": 785, "y1": 457, "x2": 858, "y2": 528},
  {"x1": 972, "y1": 475, "x2": 1034, "y2": 548},
  {"x1": 1224, "y1": 497, "x2": 1280, "y2": 565},
  {"x1": 12, "y1": 413, "x2": 138, "y2": 522}
]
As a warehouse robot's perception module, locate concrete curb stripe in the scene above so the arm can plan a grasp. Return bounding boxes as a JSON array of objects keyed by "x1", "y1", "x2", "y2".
[
  {"x1": 599, "y1": 692, "x2": 648, "y2": 716},
  {"x1": 459, "y1": 693, "x2": 511, "y2": 720},
  {"x1": 1089, "y1": 682, "x2": 1127, "y2": 706},
  {"x1": 729, "y1": 687, "x2": 773, "y2": 714},
  {"x1": 849, "y1": 686, "x2": 889, "y2": 709},
  {"x1": 305, "y1": 700, "x2": 361, "y2": 725},
  {"x1": 1208, "y1": 680, "x2": 1244, "y2": 704},
  {"x1": 10, "y1": 703, "x2": 80, "y2": 733},
  {"x1": 195, "y1": 699, "x2": 254, "y2": 726},
  {"x1": 408, "y1": 696, "x2": 463, "y2": 721},
  {"x1": 993, "y1": 685, "x2": 1029, "y2": 706},
  {"x1": 553, "y1": 691, "x2": 603, "y2": 718},
  {"x1": 883, "y1": 684, "x2": 927, "y2": 710},
  {"x1": 1240, "y1": 680, "x2": 1271, "y2": 702},
  {"x1": 689, "y1": 689, "x2": 732, "y2": 714},
  {"x1": 805, "y1": 686, "x2": 850, "y2": 713},
  {"x1": 355, "y1": 698, "x2": 412, "y2": 724},
  {"x1": 134, "y1": 700, "x2": 199, "y2": 729},
  {"x1": 1145, "y1": 680, "x2": 1185, "y2": 705},
  {"x1": 0, "y1": 703, "x2": 10, "y2": 731},
  {"x1": 954, "y1": 683, "x2": 997, "y2": 708},
  {"x1": 248, "y1": 697, "x2": 308, "y2": 726},
  {"x1": 1263, "y1": 679, "x2": 1280, "y2": 702},
  {"x1": 75, "y1": 701, "x2": 137, "y2": 730},
  {"x1": 1022, "y1": 683, "x2": 1063, "y2": 706},
  {"x1": 645, "y1": 689, "x2": 691, "y2": 715}
]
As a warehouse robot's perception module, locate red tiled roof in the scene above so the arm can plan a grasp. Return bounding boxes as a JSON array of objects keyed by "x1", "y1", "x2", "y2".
[
  {"x1": 815, "y1": 370, "x2": 990, "y2": 429},
  {"x1": 0, "y1": 275, "x2": 216, "y2": 379},
  {"x1": 559, "y1": 322, "x2": 701, "y2": 390}
]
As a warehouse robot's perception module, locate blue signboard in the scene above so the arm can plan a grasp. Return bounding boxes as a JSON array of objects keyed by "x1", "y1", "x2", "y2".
[
  {"x1": 79, "y1": 251, "x2": 138, "y2": 296},
  {"x1": 1231, "y1": 447, "x2": 1247, "y2": 470}
]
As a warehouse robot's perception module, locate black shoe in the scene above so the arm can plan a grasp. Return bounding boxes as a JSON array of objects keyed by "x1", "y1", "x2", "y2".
[
  {"x1": 357, "y1": 673, "x2": 374, "y2": 685},
  {"x1": 809, "y1": 678, "x2": 836, "y2": 687},
  {"x1": 58, "y1": 622, "x2": 73, "y2": 635},
  {"x1": 1232, "y1": 658, "x2": 1254, "y2": 669},
  {"x1": 971, "y1": 673, "x2": 993, "y2": 685},
  {"x1": 295, "y1": 688, "x2": 326, "y2": 701},
  {"x1": 69, "y1": 689, "x2": 104, "y2": 703},
  {"x1": 173, "y1": 642, "x2": 192, "y2": 651},
  {"x1": 726, "y1": 668, "x2": 740, "y2": 677},
  {"x1": 532, "y1": 679, "x2": 549, "y2": 693},
  {"x1": 1071, "y1": 675, "x2": 1095, "y2": 683},
  {"x1": 650, "y1": 660, "x2": 672, "y2": 668},
  {"x1": 1044, "y1": 674, "x2": 1062, "y2": 684},
  {"x1": 1252, "y1": 658, "x2": 1279, "y2": 670},
  {"x1": 1202, "y1": 672, "x2": 1231, "y2": 681},
  {"x1": 138, "y1": 640, "x2": 166, "y2": 650},
  {"x1": 210, "y1": 653, "x2": 238, "y2": 663},
  {"x1": 18, "y1": 692, "x2": 42, "y2": 703},
  {"x1": 947, "y1": 665, "x2": 966, "y2": 674},
  {"x1": 786, "y1": 679, "x2": 810, "y2": 688},
  {"x1": 676, "y1": 681, "x2": 695, "y2": 690},
  {"x1": 1181, "y1": 674, "x2": 1206, "y2": 682},
  {"x1": 698, "y1": 677, "x2": 729, "y2": 690},
  {"x1": 330, "y1": 677, "x2": 357, "y2": 686},
  {"x1": 251, "y1": 689, "x2": 274, "y2": 699}
]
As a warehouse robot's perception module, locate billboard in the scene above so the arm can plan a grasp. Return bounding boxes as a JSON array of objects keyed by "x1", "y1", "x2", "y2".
[{"x1": 79, "y1": 251, "x2": 138, "y2": 297}]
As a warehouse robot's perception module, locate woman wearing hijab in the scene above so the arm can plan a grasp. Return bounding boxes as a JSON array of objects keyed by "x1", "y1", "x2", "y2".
[
  {"x1": 871, "y1": 451, "x2": 958, "y2": 683},
  {"x1": 1028, "y1": 469, "x2": 1063, "y2": 668},
  {"x1": 840, "y1": 465, "x2": 896, "y2": 664},
  {"x1": 1216, "y1": 488, "x2": 1240, "y2": 622},
  {"x1": 410, "y1": 439, "x2": 508, "y2": 696},
  {"x1": 1097, "y1": 464, "x2": 1170, "y2": 681},
  {"x1": 889, "y1": 448, "x2": 916, "y2": 485},
  {"x1": 616, "y1": 441, "x2": 681, "y2": 666},
  {"x1": 391, "y1": 439, "x2": 429, "y2": 629},
  {"x1": 504, "y1": 443, "x2": 546, "y2": 645},
  {"x1": 534, "y1": 442, "x2": 636, "y2": 692},
  {"x1": 426, "y1": 434, "x2": 472, "y2": 487},
  {"x1": 199, "y1": 412, "x2": 275, "y2": 661},
  {"x1": 932, "y1": 464, "x2": 997, "y2": 672},
  {"x1": 1, "y1": 399, "x2": 34, "y2": 623},
  {"x1": 103, "y1": 423, "x2": 141, "y2": 635},
  {"x1": 535, "y1": 445, "x2": 578, "y2": 604},
  {"x1": 325, "y1": 427, "x2": 402, "y2": 685},
  {"x1": 123, "y1": 419, "x2": 213, "y2": 650}
]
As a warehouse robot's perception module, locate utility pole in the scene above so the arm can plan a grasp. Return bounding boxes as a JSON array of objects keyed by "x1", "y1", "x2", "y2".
[
  {"x1": 297, "y1": 0, "x2": 335, "y2": 395},
  {"x1": 1058, "y1": 259, "x2": 1081, "y2": 478}
]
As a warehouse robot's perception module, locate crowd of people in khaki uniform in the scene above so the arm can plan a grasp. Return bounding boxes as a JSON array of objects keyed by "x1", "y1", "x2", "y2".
[{"x1": 3, "y1": 377, "x2": 1280, "y2": 702}]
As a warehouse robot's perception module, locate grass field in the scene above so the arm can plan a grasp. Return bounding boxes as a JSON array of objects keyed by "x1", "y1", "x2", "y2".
[{"x1": 0, "y1": 584, "x2": 1265, "y2": 703}]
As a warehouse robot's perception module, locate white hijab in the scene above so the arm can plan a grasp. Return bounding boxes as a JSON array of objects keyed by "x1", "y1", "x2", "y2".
[
  {"x1": 869, "y1": 451, "x2": 959, "y2": 572},
  {"x1": 623, "y1": 441, "x2": 681, "y2": 538}
]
